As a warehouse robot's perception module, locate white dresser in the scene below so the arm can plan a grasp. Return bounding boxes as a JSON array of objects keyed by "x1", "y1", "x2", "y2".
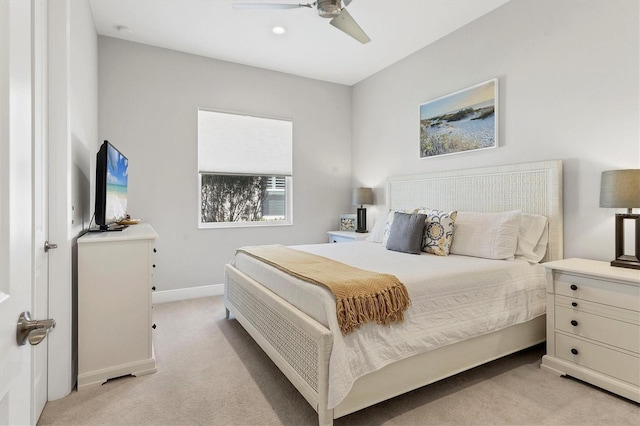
[
  {"x1": 77, "y1": 223, "x2": 158, "y2": 390},
  {"x1": 541, "y1": 258, "x2": 640, "y2": 402}
]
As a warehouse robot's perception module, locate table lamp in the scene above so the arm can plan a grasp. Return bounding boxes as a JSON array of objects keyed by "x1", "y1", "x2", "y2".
[
  {"x1": 599, "y1": 169, "x2": 640, "y2": 269},
  {"x1": 353, "y1": 187, "x2": 373, "y2": 233}
]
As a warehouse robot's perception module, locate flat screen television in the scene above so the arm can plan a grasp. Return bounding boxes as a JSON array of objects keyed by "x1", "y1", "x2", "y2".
[{"x1": 94, "y1": 140, "x2": 128, "y2": 231}]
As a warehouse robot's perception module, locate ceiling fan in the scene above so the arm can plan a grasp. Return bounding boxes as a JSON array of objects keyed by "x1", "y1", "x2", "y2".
[{"x1": 233, "y1": 0, "x2": 371, "y2": 44}]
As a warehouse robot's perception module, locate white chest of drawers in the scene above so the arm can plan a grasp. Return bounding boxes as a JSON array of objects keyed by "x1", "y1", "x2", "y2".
[
  {"x1": 541, "y1": 258, "x2": 640, "y2": 402},
  {"x1": 77, "y1": 223, "x2": 158, "y2": 390}
]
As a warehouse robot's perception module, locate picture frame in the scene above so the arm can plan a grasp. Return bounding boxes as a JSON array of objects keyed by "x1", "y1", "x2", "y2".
[
  {"x1": 339, "y1": 214, "x2": 357, "y2": 231},
  {"x1": 419, "y1": 78, "x2": 498, "y2": 159}
]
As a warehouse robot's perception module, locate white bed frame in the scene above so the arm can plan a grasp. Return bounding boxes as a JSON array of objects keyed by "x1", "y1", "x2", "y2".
[{"x1": 224, "y1": 160, "x2": 563, "y2": 425}]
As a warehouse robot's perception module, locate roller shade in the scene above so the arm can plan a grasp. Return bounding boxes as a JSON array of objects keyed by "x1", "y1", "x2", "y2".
[{"x1": 198, "y1": 109, "x2": 292, "y2": 176}]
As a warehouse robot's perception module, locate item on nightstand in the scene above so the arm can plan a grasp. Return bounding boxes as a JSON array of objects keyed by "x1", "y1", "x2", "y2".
[
  {"x1": 353, "y1": 187, "x2": 373, "y2": 233},
  {"x1": 600, "y1": 169, "x2": 640, "y2": 270},
  {"x1": 339, "y1": 214, "x2": 356, "y2": 231}
]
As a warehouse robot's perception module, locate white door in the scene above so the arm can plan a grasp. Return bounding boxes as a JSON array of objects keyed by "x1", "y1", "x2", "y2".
[
  {"x1": 32, "y1": 0, "x2": 50, "y2": 422},
  {"x1": 0, "y1": 1, "x2": 51, "y2": 425},
  {"x1": 0, "y1": 0, "x2": 35, "y2": 424}
]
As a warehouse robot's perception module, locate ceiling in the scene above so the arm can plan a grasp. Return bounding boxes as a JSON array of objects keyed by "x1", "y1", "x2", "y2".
[{"x1": 89, "y1": 0, "x2": 509, "y2": 86}]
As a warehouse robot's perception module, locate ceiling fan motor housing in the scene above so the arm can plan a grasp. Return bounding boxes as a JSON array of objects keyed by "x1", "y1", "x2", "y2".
[{"x1": 317, "y1": 0, "x2": 342, "y2": 18}]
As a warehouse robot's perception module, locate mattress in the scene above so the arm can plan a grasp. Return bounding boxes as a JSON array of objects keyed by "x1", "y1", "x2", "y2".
[{"x1": 232, "y1": 241, "x2": 547, "y2": 408}]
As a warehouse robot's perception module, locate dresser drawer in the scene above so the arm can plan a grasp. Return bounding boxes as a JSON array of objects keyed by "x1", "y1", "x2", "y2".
[
  {"x1": 555, "y1": 305, "x2": 640, "y2": 353},
  {"x1": 555, "y1": 333, "x2": 640, "y2": 386},
  {"x1": 555, "y1": 272, "x2": 640, "y2": 311},
  {"x1": 330, "y1": 235, "x2": 355, "y2": 243}
]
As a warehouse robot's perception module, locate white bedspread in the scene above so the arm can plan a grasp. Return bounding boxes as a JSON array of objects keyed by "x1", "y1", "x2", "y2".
[{"x1": 232, "y1": 241, "x2": 547, "y2": 408}]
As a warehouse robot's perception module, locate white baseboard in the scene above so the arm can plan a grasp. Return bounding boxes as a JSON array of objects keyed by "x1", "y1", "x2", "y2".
[{"x1": 152, "y1": 284, "x2": 224, "y2": 304}]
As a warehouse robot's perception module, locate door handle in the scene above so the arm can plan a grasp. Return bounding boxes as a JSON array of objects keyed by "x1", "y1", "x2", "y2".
[
  {"x1": 17, "y1": 311, "x2": 56, "y2": 346},
  {"x1": 44, "y1": 241, "x2": 58, "y2": 252}
]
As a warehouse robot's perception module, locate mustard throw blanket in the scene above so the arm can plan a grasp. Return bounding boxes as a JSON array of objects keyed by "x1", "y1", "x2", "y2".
[{"x1": 237, "y1": 245, "x2": 411, "y2": 335}]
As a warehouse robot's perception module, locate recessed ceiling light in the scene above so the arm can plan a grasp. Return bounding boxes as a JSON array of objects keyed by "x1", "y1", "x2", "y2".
[
  {"x1": 272, "y1": 26, "x2": 285, "y2": 35},
  {"x1": 116, "y1": 25, "x2": 134, "y2": 36}
]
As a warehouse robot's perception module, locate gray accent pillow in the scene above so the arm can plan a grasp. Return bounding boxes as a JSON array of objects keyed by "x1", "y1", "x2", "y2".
[{"x1": 386, "y1": 212, "x2": 427, "y2": 254}]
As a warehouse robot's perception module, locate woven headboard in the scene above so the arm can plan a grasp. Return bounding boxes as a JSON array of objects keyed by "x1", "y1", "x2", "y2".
[{"x1": 387, "y1": 160, "x2": 563, "y2": 261}]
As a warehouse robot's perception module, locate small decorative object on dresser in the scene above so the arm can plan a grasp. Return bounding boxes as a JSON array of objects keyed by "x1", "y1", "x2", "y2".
[
  {"x1": 599, "y1": 169, "x2": 640, "y2": 270},
  {"x1": 541, "y1": 258, "x2": 640, "y2": 402},
  {"x1": 327, "y1": 230, "x2": 369, "y2": 243},
  {"x1": 339, "y1": 214, "x2": 356, "y2": 231}
]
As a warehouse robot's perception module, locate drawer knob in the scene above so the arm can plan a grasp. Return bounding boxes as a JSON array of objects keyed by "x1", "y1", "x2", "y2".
[
  {"x1": 153, "y1": 248, "x2": 157, "y2": 253},
  {"x1": 570, "y1": 320, "x2": 579, "y2": 327},
  {"x1": 571, "y1": 302, "x2": 578, "y2": 307},
  {"x1": 152, "y1": 286, "x2": 156, "y2": 291},
  {"x1": 152, "y1": 324, "x2": 157, "y2": 330},
  {"x1": 571, "y1": 348, "x2": 579, "y2": 355},
  {"x1": 570, "y1": 284, "x2": 578, "y2": 291}
]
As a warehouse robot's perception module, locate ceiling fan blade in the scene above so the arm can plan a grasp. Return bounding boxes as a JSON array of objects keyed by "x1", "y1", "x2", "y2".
[
  {"x1": 233, "y1": 3, "x2": 313, "y2": 9},
  {"x1": 329, "y1": 8, "x2": 370, "y2": 44}
]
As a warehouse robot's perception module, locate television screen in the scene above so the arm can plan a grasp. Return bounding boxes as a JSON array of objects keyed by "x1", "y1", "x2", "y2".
[
  {"x1": 95, "y1": 141, "x2": 128, "y2": 230},
  {"x1": 105, "y1": 143, "x2": 128, "y2": 223}
]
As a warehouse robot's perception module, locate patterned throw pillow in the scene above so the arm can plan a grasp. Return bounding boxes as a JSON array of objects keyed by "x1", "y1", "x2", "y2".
[
  {"x1": 382, "y1": 208, "x2": 418, "y2": 247},
  {"x1": 416, "y1": 208, "x2": 458, "y2": 256}
]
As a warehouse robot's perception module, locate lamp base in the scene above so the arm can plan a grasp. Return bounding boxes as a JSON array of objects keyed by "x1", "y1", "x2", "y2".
[
  {"x1": 356, "y1": 207, "x2": 367, "y2": 233},
  {"x1": 611, "y1": 256, "x2": 640, "y2": 270},
  {"x1": 611, "y1": 213, "x2": 640, "y2": 270}
]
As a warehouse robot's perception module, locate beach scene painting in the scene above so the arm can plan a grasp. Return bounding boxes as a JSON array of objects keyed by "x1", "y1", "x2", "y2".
[{"x1": 419, "y1": 79, "x2": 497, "y2": 158}]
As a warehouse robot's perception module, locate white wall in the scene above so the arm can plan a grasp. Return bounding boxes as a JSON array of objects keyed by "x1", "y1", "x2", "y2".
[
  {"x1": 352, "y1": 0, "x2": 639, "y2": 262},
  {"x1": 98, "y1": 37, "x2": 352, "y2": 289},
  {"x1": 70, "y1": 0, "x2": 99, "y2": 232},
  {"x1": 48, "y1": 0, "x2": 98, "y2": 399}
]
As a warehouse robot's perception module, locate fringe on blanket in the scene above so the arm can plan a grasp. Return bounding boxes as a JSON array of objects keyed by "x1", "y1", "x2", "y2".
[{"x1": 335, "y1": 283, "x2": 411, "y2": 335}]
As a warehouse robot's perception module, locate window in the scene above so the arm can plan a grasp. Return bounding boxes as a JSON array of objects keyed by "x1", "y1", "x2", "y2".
[{"x1": 198, "y1": 109, "x2": 293, "y2": 228}]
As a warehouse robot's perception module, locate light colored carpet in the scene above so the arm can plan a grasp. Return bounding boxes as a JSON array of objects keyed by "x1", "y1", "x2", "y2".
[{"x1": 39, "y1": 296, "x2": 639, "y2": 425}]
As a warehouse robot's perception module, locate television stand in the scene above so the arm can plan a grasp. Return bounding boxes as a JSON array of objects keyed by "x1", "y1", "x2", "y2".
[{"x1": 77, "y1": 223, "x2": 158, "y2": 390}]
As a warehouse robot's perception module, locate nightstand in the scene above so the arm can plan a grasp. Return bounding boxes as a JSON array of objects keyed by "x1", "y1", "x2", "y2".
[
  {"x1": 327, "y1": 231, "x2": 369, "y2": 243},
  {"x1": 541, "y1": 258, "x2": 640, "y2": 402}
]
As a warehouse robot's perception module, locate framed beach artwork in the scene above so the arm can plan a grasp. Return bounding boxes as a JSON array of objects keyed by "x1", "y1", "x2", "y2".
[
  {"x1": 339, "y1": 214, "x2": 356, "y2": 231},
  {"x1": 419, "y1": 79, "x2": 498, "y2": 159}
]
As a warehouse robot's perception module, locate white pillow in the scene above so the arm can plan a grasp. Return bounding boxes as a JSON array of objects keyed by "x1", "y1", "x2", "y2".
[
  {"x1": 365, "y1": 214, "x2": 386, "y2": 243},
  {"x1": 450, "y1": 210, "x2": 521, "y2": 260},
  {"x1": 515, "y1": 213, "x2": 549, "y2": 263}
]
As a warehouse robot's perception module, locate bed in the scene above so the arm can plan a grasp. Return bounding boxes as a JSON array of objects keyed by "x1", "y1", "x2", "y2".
[{"x1": 224, "y1": 160, "x2": 563, "y2": 425}]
